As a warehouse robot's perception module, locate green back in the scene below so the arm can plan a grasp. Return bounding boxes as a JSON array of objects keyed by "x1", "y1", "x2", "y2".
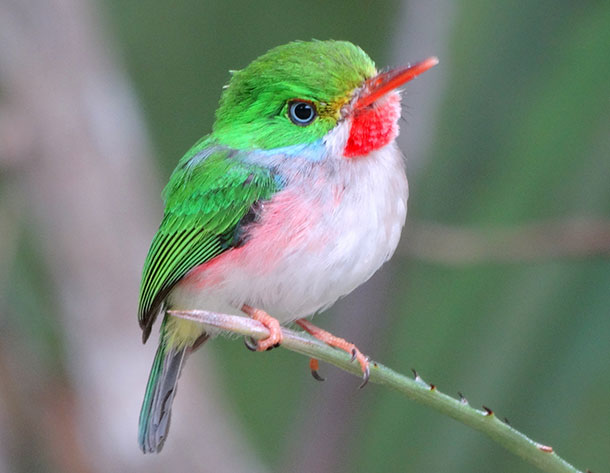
[{"x1": 138, "y1": 139, "x2": 277, "y2": 341}]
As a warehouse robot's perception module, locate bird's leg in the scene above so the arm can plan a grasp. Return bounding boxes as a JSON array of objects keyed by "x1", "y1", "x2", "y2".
[
  {"x1": 242, "y1": 304, "x2": 283, "y2": 351},
  {"x1": 295, "y1": 318, "x2": 370, "y2": 388}
]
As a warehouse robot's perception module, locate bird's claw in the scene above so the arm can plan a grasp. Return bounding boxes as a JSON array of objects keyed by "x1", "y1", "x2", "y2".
[
  {"x1": 311, "y1": 369, "x2": 325, "y2": 382},
  {"x1": 244, "y1": 336, "x2": 258, "y2": 351},
  {"x1": 358, "y1": 359, "x2": 371, "y2": 389},
  {"x1": 309, "y1": 358, "x2": 325, "y2": 382},
  {"x1": 241, "y1": 305, "x2": 283, "y2": 351},
  {"x1": 295, "y1": 318, "x2": 371, "y2": 389},
  {"x1": 349, "y1": 348, "x2": 370, "y2": 389},
  {"x1": 244, "y1": 337, "x2": 281, "y2": 352}
]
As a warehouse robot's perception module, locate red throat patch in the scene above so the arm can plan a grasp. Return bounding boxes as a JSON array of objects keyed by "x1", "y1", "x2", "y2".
[{"x1": 343, "y1": 93, "x2": 401, "y2": 158}]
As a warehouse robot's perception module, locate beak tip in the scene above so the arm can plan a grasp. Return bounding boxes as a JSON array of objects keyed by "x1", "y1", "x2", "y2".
[
  {"x1": 419, "y1": 56, "x2": 439, "y2": 70},
  {"x1": 354, "y1": 55, "x2": 439, "y2": 110}
]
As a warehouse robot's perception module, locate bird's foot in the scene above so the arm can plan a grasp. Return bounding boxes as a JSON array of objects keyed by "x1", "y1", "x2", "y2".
[
  {"x1": 295, "y1": 318, "x2": 370, "y2": 388},
  {"x1": 242, "y1": 305, "x2": 283, "y2": 351}
]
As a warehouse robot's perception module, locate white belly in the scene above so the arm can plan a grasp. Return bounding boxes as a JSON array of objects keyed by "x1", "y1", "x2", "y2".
[{"x1": 169, "y1": 141, "x2": 408, "y2": 324}]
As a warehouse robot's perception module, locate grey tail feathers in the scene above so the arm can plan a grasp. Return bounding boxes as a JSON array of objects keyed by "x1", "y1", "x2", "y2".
[{"x1": 138, "y1": 342, "x2": 188, "y2": 453}]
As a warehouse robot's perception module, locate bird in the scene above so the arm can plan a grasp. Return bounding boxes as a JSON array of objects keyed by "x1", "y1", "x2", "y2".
[{"x1": 137, "y1": 40, "x2": 438, "y2": 453}]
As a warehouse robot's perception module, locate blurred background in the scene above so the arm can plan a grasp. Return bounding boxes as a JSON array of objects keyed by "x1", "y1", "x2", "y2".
[{"x1": 1, "y1": 0, "x2": 608, "y2": 472}]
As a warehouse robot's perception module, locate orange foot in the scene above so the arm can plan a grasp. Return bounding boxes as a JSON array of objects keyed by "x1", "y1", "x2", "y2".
[
  {"x1": 295, "y1": 318, "x2": 370, "y2": 388},
  {"x1": 242, "y1": 305, "x2": 283, "y2": 351}
]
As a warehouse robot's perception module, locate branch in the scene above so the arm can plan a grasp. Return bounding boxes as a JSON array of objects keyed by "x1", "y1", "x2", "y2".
[
  {"x1": 402, "y1": 219, "x2": 610, "y2": 264},
  {"x1": 169, "y1": 309, "x2": 585, "y2": 473}
]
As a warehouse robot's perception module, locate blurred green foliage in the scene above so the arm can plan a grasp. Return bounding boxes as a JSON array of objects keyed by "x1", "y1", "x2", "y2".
[{"x1": 10, "y1": 0, "x2": 602, "y2": 472}]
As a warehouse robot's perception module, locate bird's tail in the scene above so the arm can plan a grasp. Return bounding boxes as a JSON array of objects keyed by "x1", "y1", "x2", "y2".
[
  {"x1": 138, "y1": 339, "x2": 188, "y2": 453},
  {"x1": 138, "y1": 313, "x2": 209, "y2": 453}
]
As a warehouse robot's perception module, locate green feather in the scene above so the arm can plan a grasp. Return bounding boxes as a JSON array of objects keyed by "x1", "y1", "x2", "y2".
[
  {"x1": 213, "y1": 40, "x2": 376, "y2": 150},
  {"x1": 138, "y1": 323, "x2": 208, "y2": 453},
  {"x1": 138, "y1": 138, "x2": 277, "y2": 341},
  {"x1": 138, "y1": 335, "x2": 175, "y2": 452}
]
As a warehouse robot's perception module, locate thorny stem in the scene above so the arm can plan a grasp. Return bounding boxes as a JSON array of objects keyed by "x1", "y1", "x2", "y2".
[{"x1": 169, "y1": 309, "x2": 585, "y2": 473}]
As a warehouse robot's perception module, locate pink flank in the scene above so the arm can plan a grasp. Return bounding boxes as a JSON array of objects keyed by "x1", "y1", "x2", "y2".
[
  {"x1": 343, "y1": 94, "x2": 400, "y2": 158},
  {"x1": 181, "y1": 188, "x2": 324, "y2": 289}
]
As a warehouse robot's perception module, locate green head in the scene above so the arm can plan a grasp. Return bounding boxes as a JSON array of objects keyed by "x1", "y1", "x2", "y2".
[{"x1": 213, "y1": 40, "x2": 376, "y2": 150}]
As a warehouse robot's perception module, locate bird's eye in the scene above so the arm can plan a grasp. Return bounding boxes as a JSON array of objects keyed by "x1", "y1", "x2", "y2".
[{"x1": 288, "y1": 100, "x2": 317, "y2": 126}]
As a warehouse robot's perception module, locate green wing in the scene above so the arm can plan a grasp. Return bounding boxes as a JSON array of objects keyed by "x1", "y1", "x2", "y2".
[{"x1": 138, "y1": 143, "x2": 277, "y2": 342}]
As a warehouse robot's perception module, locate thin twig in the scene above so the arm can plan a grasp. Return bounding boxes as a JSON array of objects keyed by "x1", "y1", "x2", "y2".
[
  {"x1": 169, "y1": 309, "x2": 585, "y2": 473},
  {"x1": 402, "y1": 219, "x2": 610, "y2": 264}
]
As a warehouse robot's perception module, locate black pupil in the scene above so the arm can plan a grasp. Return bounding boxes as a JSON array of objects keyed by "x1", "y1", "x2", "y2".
[{"x1": 292, "y1": 102, "x2": 314, "y2": 123}]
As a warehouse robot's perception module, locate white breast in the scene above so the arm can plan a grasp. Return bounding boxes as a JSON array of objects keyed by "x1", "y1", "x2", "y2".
[
  {"x1": 279, "y1": 140, "x2": 408, "y2": 321},
  {"x1": 169, "y1": 129, "x2": 408, "y2": 323}
]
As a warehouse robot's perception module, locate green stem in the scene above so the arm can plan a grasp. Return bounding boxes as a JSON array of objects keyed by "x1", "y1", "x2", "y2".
[{"x1": 169, "y1": 309, "x2": 584, "y2": 473}]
